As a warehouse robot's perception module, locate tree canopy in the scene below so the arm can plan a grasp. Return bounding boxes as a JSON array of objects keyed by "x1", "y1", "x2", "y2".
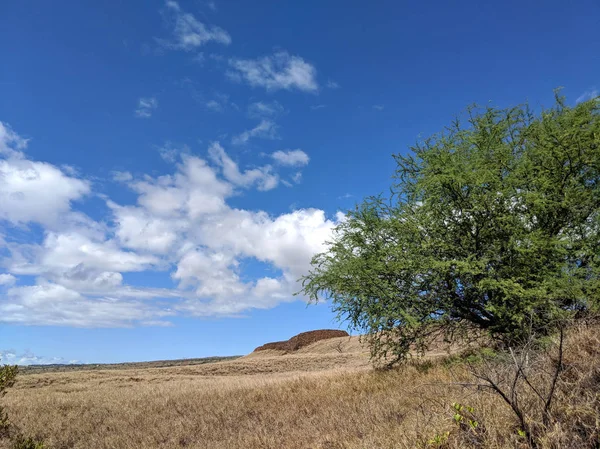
[{"x1": 300, "y1": 94, "x2": 600, "y2": 365}]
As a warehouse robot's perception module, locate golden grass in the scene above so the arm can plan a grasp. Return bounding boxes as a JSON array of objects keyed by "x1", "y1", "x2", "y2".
[{"x1": 3, "y1": 328, "x2": 599, "y2": 448}]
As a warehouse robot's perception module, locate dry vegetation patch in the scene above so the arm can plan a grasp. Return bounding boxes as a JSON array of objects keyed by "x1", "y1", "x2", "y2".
[{"x1": 2, "y1": 325, "x2": 599, "y2": 448}]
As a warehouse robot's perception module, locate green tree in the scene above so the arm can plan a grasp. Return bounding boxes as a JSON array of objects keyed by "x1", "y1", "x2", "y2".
[
  {"x1": 300, "y1": 94, "x2": 600, "y2": 365},
  {"x1": 0, "y1": 365, "x2": 18, "y2": 437}
]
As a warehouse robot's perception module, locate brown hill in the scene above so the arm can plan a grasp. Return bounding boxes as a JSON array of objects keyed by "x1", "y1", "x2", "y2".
[{"x1": 253, "y1": 329, "x2": 350, "y2": 353}]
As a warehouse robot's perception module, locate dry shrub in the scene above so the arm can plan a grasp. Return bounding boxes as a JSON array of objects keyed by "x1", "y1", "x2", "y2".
[{"x1": 442, "y1": 321, "x2": 600, "y2": 448}]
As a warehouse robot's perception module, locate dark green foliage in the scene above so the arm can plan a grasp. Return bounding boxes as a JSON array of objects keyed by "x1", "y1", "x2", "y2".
[
  {"x1": 0, "y1": 365, "x2": 18, "y2": 438},
  {"x1": 300, "y1": 93, "x2": 600, "y2": 365}
]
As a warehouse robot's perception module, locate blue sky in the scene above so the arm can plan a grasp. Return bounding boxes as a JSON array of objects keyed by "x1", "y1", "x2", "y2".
[{"x1": 0, "y1": 0, "x2": 598, "y2": 364}]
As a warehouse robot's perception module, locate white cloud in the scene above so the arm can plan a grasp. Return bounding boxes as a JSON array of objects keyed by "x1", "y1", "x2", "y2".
[
  {"x1": 205, "y1": 92, "x2": 236, "y2": 113},
  {"x1": 206, "y1": 100, "x2": 223, "y2": 112},
  {"x1": 0, "y1": 122, "x2": 28, "y2": 157},
  {"x1": 232, "y1": 119, "x2": 278, "y2": 145},
  {"x1": 228, "y1": 51, "x2": 318, "y2": 92},
  {"x1": 209, "y1": 142, "x2": 279, "y2": 191},
  {"x1": 135, "y1": 97, "x2": 158, "y2": 118},
  {"x1": 160, "y1": 0, "x2": 231, "y2": 51},
  {"x1": 310, "y1": 104, "x2": 326, "y2": 110},
  {"x1": 0, "y1": 124, "x2": 90, "y2": 227},
  {"x1": 576, "y1": 88, "x2": 599, "y2": 104},
  {"x1": 0, "y1": 273, "x2": 16, "y2": 286},
  {"x1": 109, "y1": 201, "x2": 185, "y2": 253},
  {"x1": 326, "y1": 80, "x2": 340, "y2": 89},
  {"x1": 247, "y1": 101, "x2": 284, "y2": 118},
  {"x1": 0, "y1": 349, "x2": 78, "y2": 366},
  {"x1": 7, "y1": 231, "x2": 160, "y2": 284},
  {"x1": 173, "y1": 248, "x2": 243, "y2": 297},
  {"x1": 0, "y1": 159, "x2": 90, "y2": 226},
  {"x1": 197, "y1": 208, "x2": 337, "y2": 280},
  {"x1": 192, "y1": 52, "x2": 205, "y2": 64},
  {"x1": 2, "y1": 282, "x2": 173, "y2": 327},
  {"x1": 372, "y1": 104, "x2": 385, "y2": 111},
  {"x1": 112, "y1": 171, "x2": 133, "y2": 182},
  {"x1": 271, "y1": 149, "x2": 309, "y2": 167},
  {"x1": 0, "y1": 121, "x2": 342, "y2": 327}
]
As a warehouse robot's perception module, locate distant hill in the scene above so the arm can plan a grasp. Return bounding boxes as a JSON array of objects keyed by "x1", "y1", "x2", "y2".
[
  {"x1": 19, "y1": 355, "x2": 241, "y2": 374},
  {"x1": 253, "y1": 329, "x2": 350, "y2": 352}
]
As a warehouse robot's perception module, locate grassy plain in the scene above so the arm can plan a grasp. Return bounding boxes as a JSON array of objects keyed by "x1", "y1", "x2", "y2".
[{"x1": 3, "y1": 329, "x2": 599, "y2": 448}]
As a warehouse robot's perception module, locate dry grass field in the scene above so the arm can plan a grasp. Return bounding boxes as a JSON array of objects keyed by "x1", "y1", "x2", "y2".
[{"x1": 3, "y1": 327, "x2": 600, "y2": 449}]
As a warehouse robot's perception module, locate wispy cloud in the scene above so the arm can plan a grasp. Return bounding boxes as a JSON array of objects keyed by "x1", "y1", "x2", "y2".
[
  {"x1": 0, "y1": 122, "x2": 28, "y2": 157},
  {"x1": 232, "y1": 120, "x2": 278, "y2": 145},
  {"x1": 326, "y1": 80, "x2": 340, "y2": 89},
  {"x1": 209, "y1": 142, "x2": 279, "y2": 191},
  {"x1": 206, "y1": 100, "x2": 223, "y2": 112},
  {"x1": 112, "y1": 171, "x2": 133, "y2": 182},
  {"x1": 372, "y1": 104, "x2": 385, "y2": 111},
  {"x1": 247, "y1": 101, "x2": 285, "y2": 118},
  {"x1": 291, "y1": 171, "x2": 302, "y2": 184},
  {"x1": 192, "y1": 52, "x2": 206, "y2": 64},
  {"x1": 135, "y1": 97, "x2": 158, "y2": 118},
  {"x1": 576, "y1": 88, "x2": 599, "y2": 104},
  {"x1": 159, "y1": 0, "x2": 231, "y2": 51},
  {"x1": 270, "y1": 149, "x2": 309, "y2": 167},
  {"x1": 205, "y1": 92, "x2": 236, "y2": 113},
  {"x1": 228, "y1": 51, "x2": 318, "y2": 92},
  {"x1": 310, "y1": 104, "x2": 326, "y2": 110}
]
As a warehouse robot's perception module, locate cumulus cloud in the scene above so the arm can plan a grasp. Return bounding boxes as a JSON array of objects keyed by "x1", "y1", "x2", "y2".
[
  {"x1": 160, "y1": 0, "x2": 231, "y2": 51},
  {"x1": 109, "y1": 201, "x2": 186, "y2": 253},
  {"x1": 135, "y1": 97, "x2": 158, "y2": 118},
  {"x1": 0, "y1": 121, "x2": 341, "y2": 327},
  {"x1": 0, "y1": 273, "x2": 16, "y2": 286},
  {"x1": 197, "y1": 208, "x2": 336, "y2": 279},
  {"x1": 271, "y1": 149, "x2": 309, "y2": 167},
  {"x1": 232, "y1": 119, "x2": 278, "y2": 145},
  {"x1": 228, "y1": 51, "x2": 318, "y2": 92},
  {"x1": 0, "y1": 122, "x2": 90, "y2": 227},
  {"x1": 0, "y1": 159, "x2": 90, "y2": 226}
]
